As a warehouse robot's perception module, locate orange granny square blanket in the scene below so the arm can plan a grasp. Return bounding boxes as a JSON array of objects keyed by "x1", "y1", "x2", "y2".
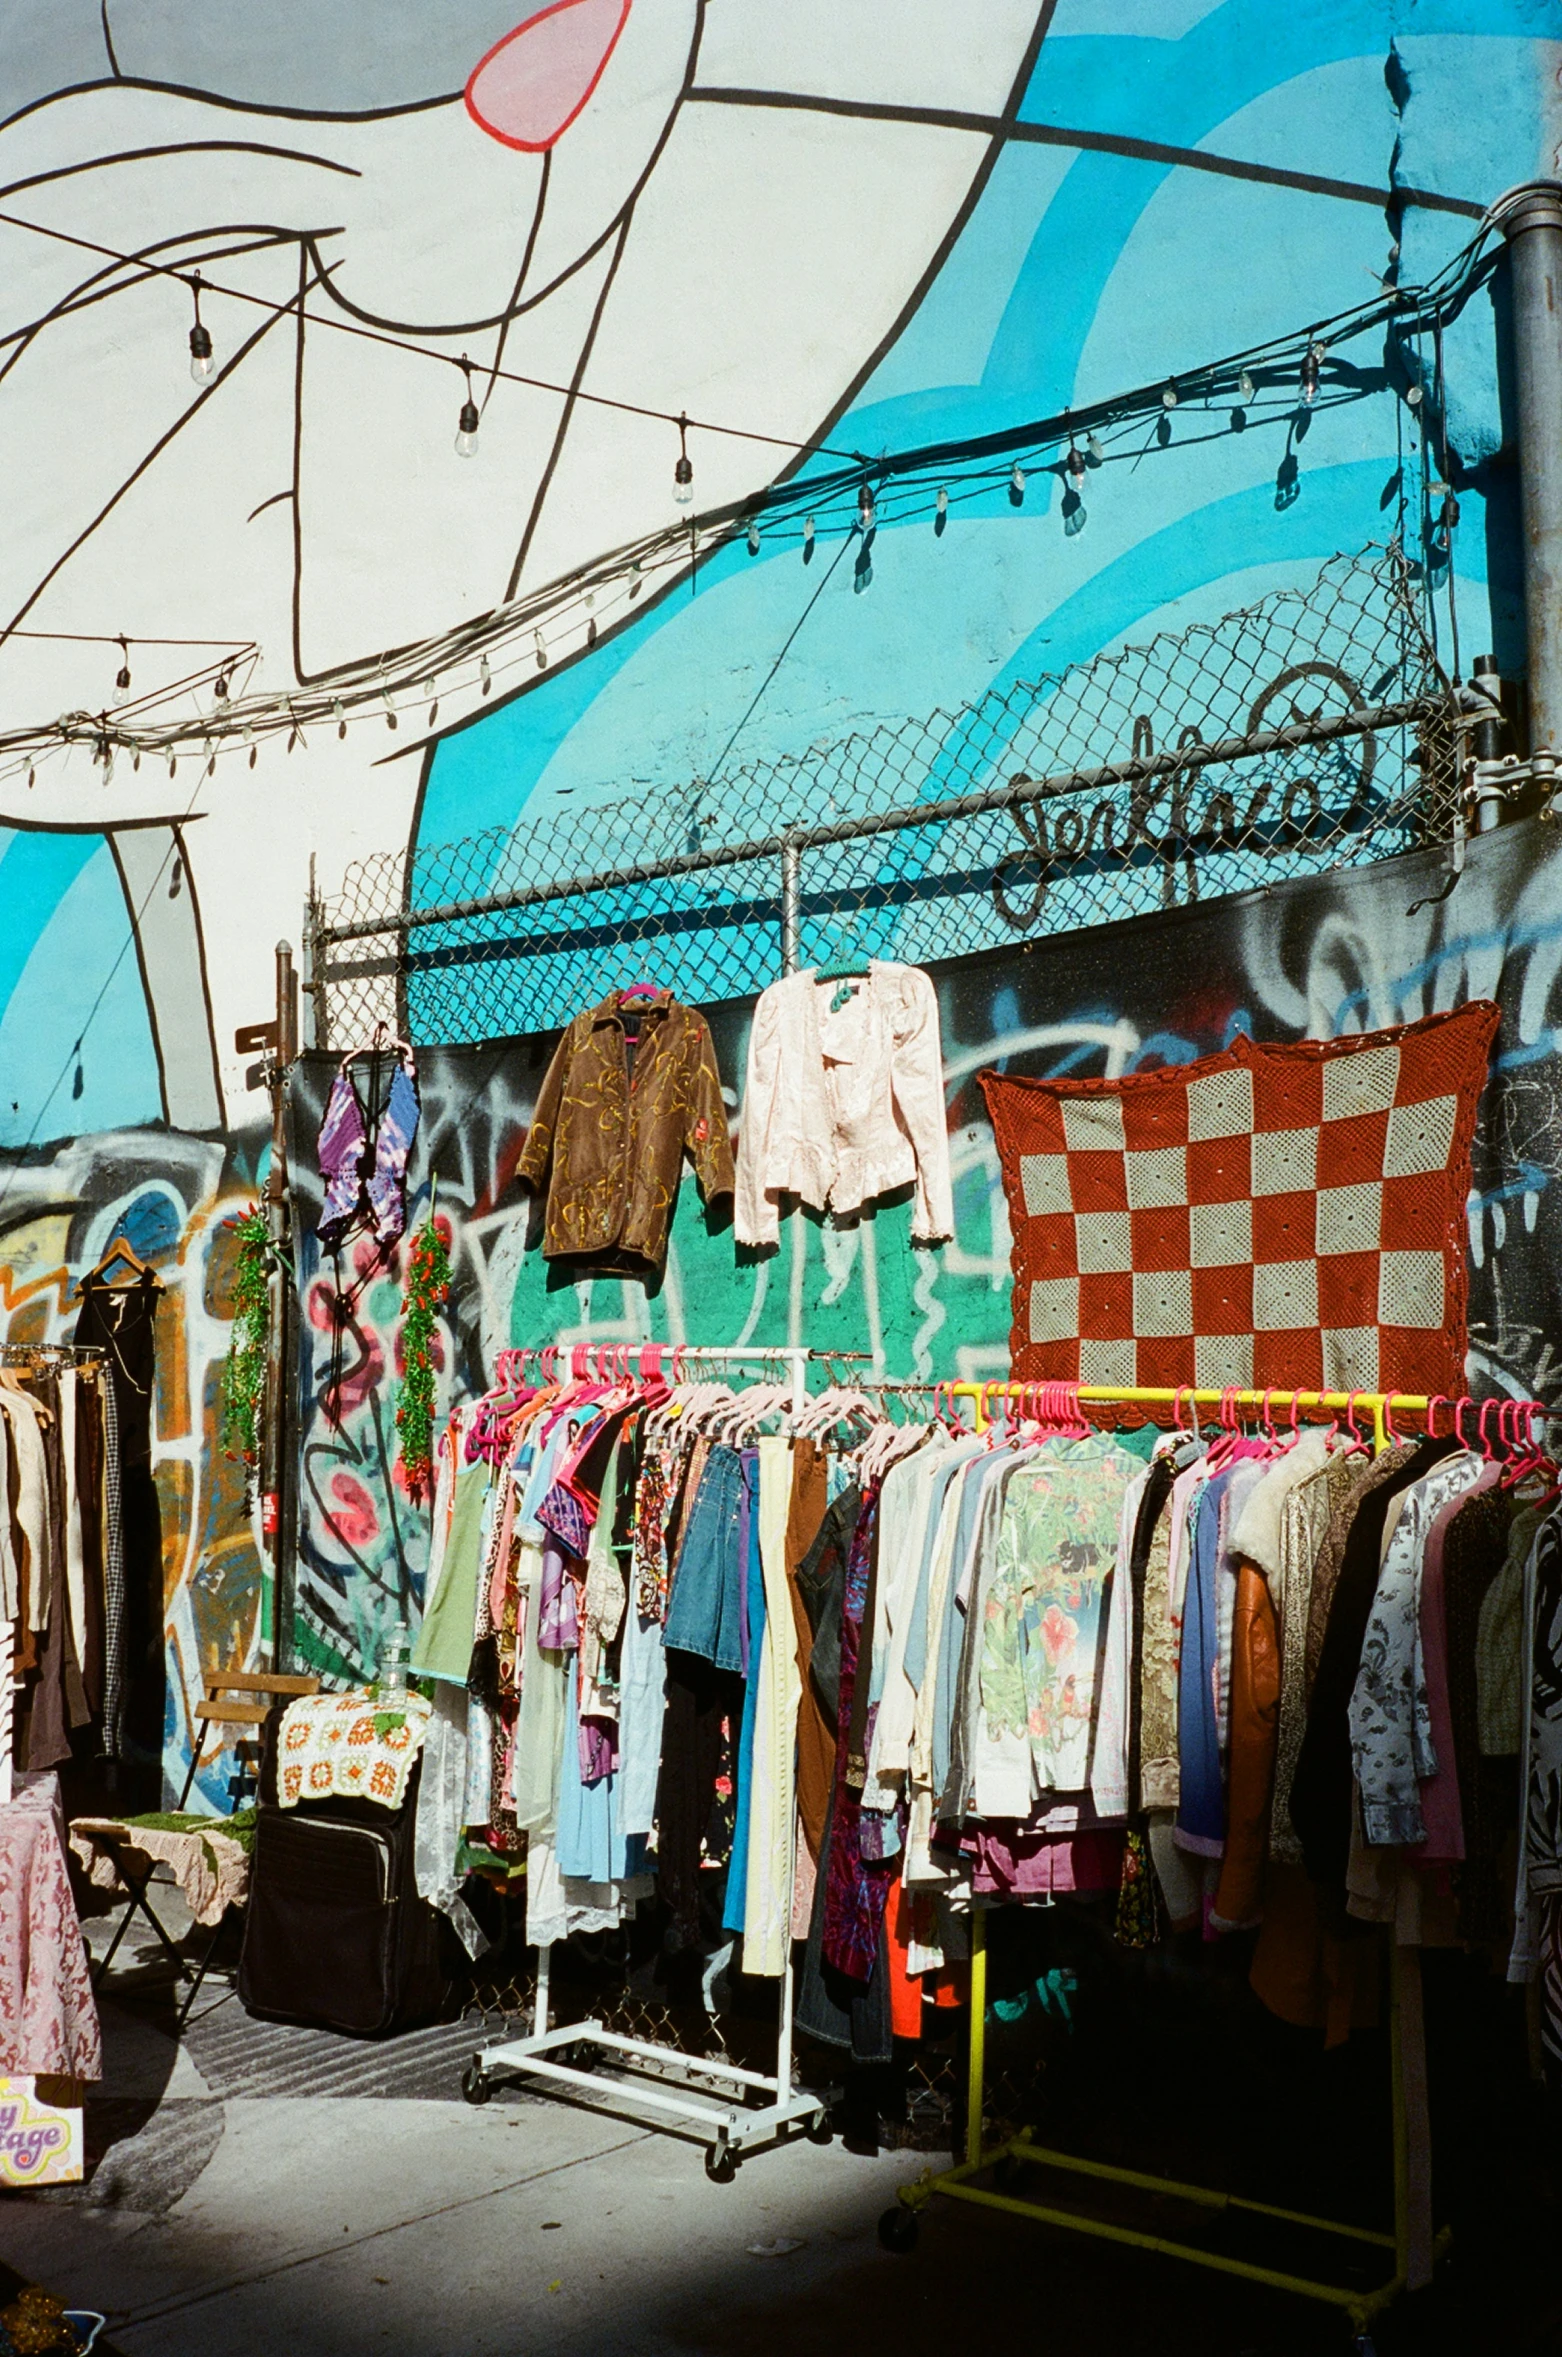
[
  {"x1": 979, "y1": 1001, "x2": 1498, "y2": 1398},
  {"x1": 277, "y1": 1689, "x2": 432, "y2": 1812}
]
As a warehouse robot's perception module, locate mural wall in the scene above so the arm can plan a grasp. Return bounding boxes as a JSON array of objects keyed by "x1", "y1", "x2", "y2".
[{"x1": 0, "y1": 5, "x2": 1557, "y2": 1772}]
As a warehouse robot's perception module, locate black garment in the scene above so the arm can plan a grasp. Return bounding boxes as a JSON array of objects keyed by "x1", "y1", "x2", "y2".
[
  {"x1": 1442, "y1": 1483, "x2": 1519, "y2": 1943},
  {"x1": 794, "y1": 1770, "x2": 893, "y2": 2065},
  {"x1": 73, "y1": 1269, "x2": 163, "y2": 1796},
  {"x1": 1289, "y1": 1436, "x2": 1453, "y2": 1892},
  {"x1": 655, "y1": 1647, "x2": 742, "y2": 1949},
  {"x1": 796, "y1": 1484, "x2": 861, "y2": 1731}
]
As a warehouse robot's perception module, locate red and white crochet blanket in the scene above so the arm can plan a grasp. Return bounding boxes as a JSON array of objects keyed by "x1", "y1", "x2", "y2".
[{"x1": 980, "y1": 1001, "x2": 1498, "y2": 1397}]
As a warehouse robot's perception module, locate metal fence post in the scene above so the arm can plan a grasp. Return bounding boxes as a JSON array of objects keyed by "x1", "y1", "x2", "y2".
[
  {"x1": 780, "y1": 833, "x2": 801, "y2": 974},
  {"x1": 1501, "y1": 182, "x2": 1562, "y2": 763}
]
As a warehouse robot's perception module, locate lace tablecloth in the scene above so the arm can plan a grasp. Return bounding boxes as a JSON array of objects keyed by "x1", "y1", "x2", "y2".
[{"x1": 0, "y1": 1772, "x2": 101, "y2": 2079}]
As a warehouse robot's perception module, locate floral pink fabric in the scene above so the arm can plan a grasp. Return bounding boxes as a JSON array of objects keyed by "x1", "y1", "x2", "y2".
[{"x1": 0, "y1": 1772, "x2": 101, "y2": 2079}]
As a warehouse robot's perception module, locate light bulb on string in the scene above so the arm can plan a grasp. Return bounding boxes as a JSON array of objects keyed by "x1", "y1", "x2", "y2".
[
  {"x1": 212, "y1": 672, "x2": 230, "y2": 707},
  {"x1": 454, "y1": 355, "x2": 479, "y2": 458},
  {"x1": 673, "y1": 413, "x2": 694, "y2": 505},
  {"x1": 111, "y1": 637, "x2": 132, "y2": 707},
  {"x1": 1009, "y1": 462, "x2": 1026, "y2": 505},
  {"x1": 167, "y1": 752, "x2": 177, "y2": 778},
  {"x1": 629, "y1": 562, "x2": 643, "y2": 598},
  {"x1": 1238, "y1": 369, "x2": 1255, "y2": 403},
  {"x1": 1406, "y1": 384, "x2": 1423, "y2": 407},
  {"x1": 480, "y1": 653, "x2": 492, "y2": 695},
  {"x1": 747, "y1": 518, "x2": 760, "y2": 555},
  {"x1": 333, "y1": 698, "x2": 346, "y2": 738},
  {"x1": 858, "y1": 481, "x2": 876, "y2": 532},
  {"x1": 803, "y1": 515, "x2": 816, "y2": 561},
  {"x1": 187, "y1": 273, "x2": 214, "y2": 385},
  {"x1": 1300, "y1": 342, "x2": 1322, "y2": 406},
  {"x1": 1162, "y1": 382, "x2": 1179, "y2": 408},
  {"x1": 935, "y1": 486, "x2": 949, "y2": 520},
  {"x1": 1066, "y1": 446, "x2": 1087, "y2": 495},
  {"x1": 131, "y1": 746, "x2": 141, "y2": 772},
  {"x1": 586, "y1": 616, "x2": 597, "y2": 647},
  {"x1": 243, "y1": 722, "x2": 257, "y2": 768},
  {"x1": 26, "y1": 766, "x2": 34, "y2": 788},
  {"x1": 534, "y1": 633, "x2": 547, "y2": 671},
  {"x1": 382, "y1": 682, "x2": 398, "y2": 730},
  {"x1": 423, "y1": 679, "x2": 439, "y2": 728},
  {"x1": 1086, "y1": 432, "x2": 1103, "y2": 463}
]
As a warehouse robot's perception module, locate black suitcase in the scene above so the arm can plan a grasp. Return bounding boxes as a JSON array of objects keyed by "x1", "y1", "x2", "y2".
[{"x1": 237, "y1": 1709, "x2": 448, "y2": 2038}]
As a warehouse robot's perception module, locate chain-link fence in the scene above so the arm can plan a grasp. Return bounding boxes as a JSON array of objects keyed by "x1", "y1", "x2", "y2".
[{"x1": 312, "y1": 543, "x2": 1459, "y2": 1046}]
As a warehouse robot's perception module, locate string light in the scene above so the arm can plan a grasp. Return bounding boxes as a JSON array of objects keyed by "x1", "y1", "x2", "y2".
[
  {"x1": 212, "y1": 672, "x2": 230, "y2": 706},
  {"x1": 111, "y1": 637, "x2": 131, "y2": 706},
  {"x1": 747, "y1": 519, "x2": 760, "y2": 555},
  {"x1": 803, "y1": 515, "x2": 816, "y2": 559},
  {"x1": 424, "y1": 678, "x2": 438, "y2": 728},
  {"x1": 332, "y1": 698, "x2": 346, "y2": 737},
  {"x1": 1009, "y1": 462, "x2": 1026, "y2": 505},
  {"x1": 187, "y1": 273, "x2": 214, "y2": 385},
  {"x1": 629, "y1": 562, "x2": 643, "y2": 597},
  {"x1": 1162, "y1": 382, "x2": 1179, "y2": 408},
  {"x1": 243, "y1": 721, "x2": 256, "y2": 767},
  {"x1": 479, "y1": 653, "x2": 492, "y2": 694},
  {"x1": 586, "y1": 616, "x2": 597, "y2": 646},
  {"x1": 673, "y1": 413, "x2": 693, "y2": 505},
  {"x1": 935, "y1": 487, "x2": 949, "y2": 521},
  {"x1": 455, "y1": 355, "x2": 479, "y2": 459},
  {"x1": 858, "y1": 482, "x2": 876, "y2": 532},
  {"x1": 1300, "y1": 341, "x2": 1323, "y2": 405},
  {"x1": 1086, "y1": 433, "x2": 1103, "y2": 463},
  {"x1": 382, "y1": 681, "x2": 398, "y2": 729},
  {"x1": 533, "y1": 632, "x2": 547, "y2": 670},
  {"x1": 1238, "y1": 369, "x2": 1255, "y2": 402},
  {"x1": 1066, "y1": 446, "x2": 1087, "y2": 494}
]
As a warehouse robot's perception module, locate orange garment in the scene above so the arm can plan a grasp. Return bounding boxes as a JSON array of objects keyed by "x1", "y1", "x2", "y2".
[
  {"x1": 885, "y1": 1869, "x2": 966, "y2": 2036},
  {"x1": 1212, "y1": 1559, "x2": 1281, "y2": 1930},
  {"x1": 1249, "y1": 1864, "x2": 1380, "y2": 2046}
]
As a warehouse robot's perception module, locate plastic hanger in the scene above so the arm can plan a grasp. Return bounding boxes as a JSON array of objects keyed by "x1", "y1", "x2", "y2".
[{"x1": 77, "y1": 1233, "x2": 157, "y2": 1293}]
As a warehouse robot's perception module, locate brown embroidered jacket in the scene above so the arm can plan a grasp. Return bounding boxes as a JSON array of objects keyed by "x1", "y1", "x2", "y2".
[{"x1": 517, "y1": 991, "x2": 734, "y2": 1275}]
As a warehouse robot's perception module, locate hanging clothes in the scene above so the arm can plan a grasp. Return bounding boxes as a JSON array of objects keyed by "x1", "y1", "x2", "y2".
[
  {"x1": 734, "y1": 962, "x2": 953, "y2": 1249},
  {"x1": 317, "y1": 1046, "x2": 420, "y2": 1249},
  {"x1": 516, "y1": 990, "x2": 733, "y2": 1278}
]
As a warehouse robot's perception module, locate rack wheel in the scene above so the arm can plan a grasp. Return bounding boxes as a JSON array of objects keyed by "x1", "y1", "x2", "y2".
[
  {"x1": 704, "y1": 2143, "x2": 738, "y2": 2184},
  {"x1": 804, "y1": 2110, "x2": 833, "y2": 2145},
  {"x1": 460, "y1": 2060, "x2": 491, "y2": 2107},
  {"x1": 878, "y1": 2204, "x2": 919, "y2": 2253}
]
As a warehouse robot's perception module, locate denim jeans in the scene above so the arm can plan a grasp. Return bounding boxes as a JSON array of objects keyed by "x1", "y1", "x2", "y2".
[{"x1": 665, "y1": 1443, "x2": 747, "y2": 1671}]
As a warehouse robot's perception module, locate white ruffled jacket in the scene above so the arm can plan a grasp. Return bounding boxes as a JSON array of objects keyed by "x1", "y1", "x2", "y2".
[{"x1": 734, "y1": 962, "x2": 954, "y2": 1247}]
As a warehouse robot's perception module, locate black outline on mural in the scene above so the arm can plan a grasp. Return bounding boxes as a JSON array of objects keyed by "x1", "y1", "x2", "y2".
[
  {"x1": 104, "y1": 820, "x2": 223, "y2": 1127},
  {"x1": 0, "y1": 225, "x2": 335, "y2": 392},
  {"x1": 684, "y1": 88, "x2": 1486, "y2": 224},
  {"x1": 0, "y1": 253, "x2": 321, "y2": 645},
  {"x1": 394, "y1": 4, "x2": 1059, "y2": 783},
  {"x1": 0, "y1": 139, "x2": 361, "y2": 205}
]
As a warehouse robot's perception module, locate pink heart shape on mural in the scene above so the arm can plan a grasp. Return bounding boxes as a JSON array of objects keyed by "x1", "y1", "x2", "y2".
[{"x1": 466, "y1": 0, "x2": 632, "y2": 152}]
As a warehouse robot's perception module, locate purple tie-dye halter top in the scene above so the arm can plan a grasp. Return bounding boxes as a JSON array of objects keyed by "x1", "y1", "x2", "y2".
[{"x1": 317, "y1": 1052, "x2": 420, "y2": 1249}]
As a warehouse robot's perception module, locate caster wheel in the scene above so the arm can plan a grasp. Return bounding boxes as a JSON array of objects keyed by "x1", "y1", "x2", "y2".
[
  {"x1": 704, "y1": 2143, "x2": 738, "y2": 2184},
  {"x1": 804, "y1": 2110, "x2": 834, "y2": 2146},
  {"x1": 878, "y1": 2204, "x2": 919, "y2": 2254},
  {"x1": 460, "y1": 2060, "x2": 491, "y2": 2107}
]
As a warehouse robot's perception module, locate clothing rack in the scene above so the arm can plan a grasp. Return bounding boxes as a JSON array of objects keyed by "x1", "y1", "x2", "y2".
[
  {"x1": 880, "y1": 1382, "x2": 1521, "y2": 2334},
  {"x1": 462, "y1": 1341, "x2": 831, "y2": 2174}
]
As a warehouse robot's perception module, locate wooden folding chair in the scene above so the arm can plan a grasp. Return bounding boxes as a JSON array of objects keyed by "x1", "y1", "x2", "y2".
[{"x1": 88, "y1": 1669, "x2": 319, "y2": 2026}]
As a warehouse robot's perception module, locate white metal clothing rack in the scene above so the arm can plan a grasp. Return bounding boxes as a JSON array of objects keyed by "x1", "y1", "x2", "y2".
[{"x1": 460, "y1": 1341, "x2": 830, "y2": 2175}]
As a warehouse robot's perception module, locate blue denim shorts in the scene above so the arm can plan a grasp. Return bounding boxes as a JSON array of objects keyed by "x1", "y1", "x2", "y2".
[{"x1": 665, "y1": 1443, "x2": 748, "y2": 1672}]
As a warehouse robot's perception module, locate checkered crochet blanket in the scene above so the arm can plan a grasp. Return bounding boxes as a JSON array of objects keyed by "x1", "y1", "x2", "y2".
[
  {"x1": 980, "y1": 1002, "x2": 1498, "y2": 1397},
  {"x1": 277, "y1": 1689, "x2": 431, "y2": 1811}
]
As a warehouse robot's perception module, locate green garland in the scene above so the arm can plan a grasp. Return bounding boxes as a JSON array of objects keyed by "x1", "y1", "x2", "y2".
[
  {"x1": 396, "y1": 1211, "x2": 451, "y2": 1497},
  {"x1": 221, "y1": 1202, "x2": 272, "y2": 1463}
]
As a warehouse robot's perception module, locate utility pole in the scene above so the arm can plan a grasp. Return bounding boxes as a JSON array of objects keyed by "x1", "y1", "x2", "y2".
[{"x1": 1501, "y1": 183, "x2": 1562, "y2": 765}]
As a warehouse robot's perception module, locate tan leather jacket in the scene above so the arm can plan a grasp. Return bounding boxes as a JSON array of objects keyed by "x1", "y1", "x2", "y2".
[{"x1": 517, "y1": 990, "x2": 733, "y2": 1274}]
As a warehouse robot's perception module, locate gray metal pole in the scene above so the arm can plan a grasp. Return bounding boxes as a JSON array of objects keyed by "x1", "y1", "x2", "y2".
[
  {"x1": 1502, "y1": 182, "x2": 1562, "y2": 759},
  {"x1": 779, "y1": 835, "x2": 801, "y2": 974}
]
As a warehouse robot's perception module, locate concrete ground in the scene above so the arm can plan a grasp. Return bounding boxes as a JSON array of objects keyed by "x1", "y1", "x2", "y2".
[{"x1": 3, "y1": 1880, "x2": 1558, "y2": 2357}]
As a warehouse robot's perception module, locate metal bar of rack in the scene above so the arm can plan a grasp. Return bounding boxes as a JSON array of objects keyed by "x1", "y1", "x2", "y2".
[
  {"x1": 877, "y1": 1381, "x2": 1534, "y2": 2331},
  {"x1": 461, "y1": 1341, "x2": 830, "y2": 2175}
]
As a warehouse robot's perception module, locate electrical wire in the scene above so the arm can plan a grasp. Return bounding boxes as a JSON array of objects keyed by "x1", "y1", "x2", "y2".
[{"x1": 0, "y1": 205, "x2": 1506, "y2": 775}]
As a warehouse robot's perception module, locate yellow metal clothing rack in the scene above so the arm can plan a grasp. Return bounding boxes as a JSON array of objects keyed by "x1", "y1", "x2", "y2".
[{"x1": 882, "y1": 1384, "x2": 1454, "y2": 2336}]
